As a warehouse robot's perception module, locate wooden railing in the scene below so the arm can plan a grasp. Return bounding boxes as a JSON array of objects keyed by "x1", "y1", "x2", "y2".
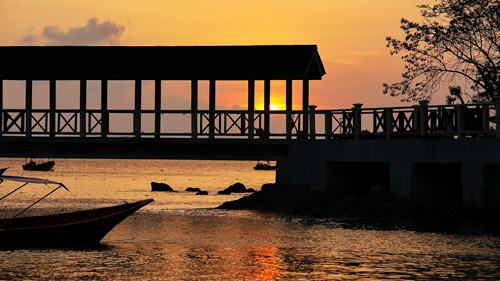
[{"x1": 0, "y1": 98, "x2": 499, "y2": 140}]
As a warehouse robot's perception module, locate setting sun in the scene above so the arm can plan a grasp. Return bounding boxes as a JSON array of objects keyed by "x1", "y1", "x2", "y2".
[{"x1": 270, "y1": 104, "x2": 279, "y2": 110}]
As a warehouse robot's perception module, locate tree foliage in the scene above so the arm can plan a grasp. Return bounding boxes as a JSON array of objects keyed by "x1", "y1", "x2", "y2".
[{"x1": 384, "y1": 0, "x2": 500, "y2": 103}]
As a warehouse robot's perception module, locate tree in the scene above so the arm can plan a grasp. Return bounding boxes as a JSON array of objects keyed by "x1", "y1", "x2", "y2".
[{"x1": 384, "y1": 0, "x2": 500, "y2": 104}]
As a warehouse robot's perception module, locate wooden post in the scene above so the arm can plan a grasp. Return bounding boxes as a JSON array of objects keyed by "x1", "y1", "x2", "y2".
[
  {"x1": 302, "y1": 79, "x2": 309, "y2": 138},
  {"x1": 495, "y1": 97, "x2": 500, "y2": 138},
  {"x1": 191, "y1": 80, "x2": 198, "y2": 139},
  {"x1": 26, "y1": 79, "x2": 32, "y2": 138},
  {"x1": 0, "y1": 79, "x2": 3, "y2": 136},
  {"x1": 248, "y1": 79, "x2": 255, "y2": 140},
  {"x1": 155, "y1": 79, "x2": 161, "y2": 139},
  {"x1": 134, "y1": 79, "x2": 141, "y2": 139},
  {"x1": 101, "y1": 79, "x2": 108, "y2": 137},
  {"x1": 80, "y1": 79, "x2": 87, "y2": 138},
  {"x1": 264, "y1": 79, "x2": 270, "y2": 134},
  {"x1": 49, "y1": 79, "x2": 56, "y2": 137},
  {"x1": 353, "y1": 103, "x2": 362, "y2": 139},
  {"x1": 209, "y1": 79, "x2": 216, "y2": 139},
  {"x1": 419, "y1": 100, "x2": 429, "y2": 134},
  {"x1": 325, "y1": 110, "x2": 332, "y2": 140},
  {"x1": 481, "y1": 102, "x2": 490, "y2": 133},
  {"x1": 309, "y1": 105, "x2": 317, "y2": 140},
  {"x1": 385, "y1": 108, "x2": 393, "y2": 139},
  {"x1": 286, "y1": 79, "x2": 292, "y2": 140},
  {"x1": 456, "y1": 104, "x2": 466, "y2": 139}
]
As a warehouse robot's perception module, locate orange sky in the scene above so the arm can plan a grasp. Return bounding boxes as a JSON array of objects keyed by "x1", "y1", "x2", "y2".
[{"x1": 0, "y1": 0, "x2": 437, "y2": 110}]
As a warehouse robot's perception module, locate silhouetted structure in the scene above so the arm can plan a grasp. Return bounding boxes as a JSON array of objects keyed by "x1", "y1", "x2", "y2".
[
  {"x1": 0, "y1": 45, "x2": 325, "y2": 140},
  {"x1": 0, "y1": 45, "x2": 499, "y2": 211}
]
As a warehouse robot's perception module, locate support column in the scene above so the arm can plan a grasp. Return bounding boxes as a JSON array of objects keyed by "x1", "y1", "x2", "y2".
[
  {"x1": 286, "y1": 79, "x2": 293, "y2": 140},
  {"x1": 353, "y1": 103, "x2": 362, "y2": 139},
  {"x1": 79, "y1": 79, "x2": 87, "y2": 138},
  {"x1": 264, "y1": 79, "x2": 270, "y2": 134},
  {"x1": 309, "y1": 105, "x2": 317, "y2": 140},
  {"x1": 495, "y1": 97, "x2": 500, "y2": 138},
  {"x1": 385, "y1": 108, "x2": 393, "y2": 139},
  {"x1": 101, "y1": 79, "x2": 108, "y2": 137},
  {"x1": 0, "y1": 79, "x2": 3, "y2": 136},
  {"x1": 457, "y1": 104, "x2": 466, "y2": 139},
  {"x1": 209, "y1": 79, "x2": 216, "y2": 139},
  {"x1": 419, "y1": 100, "x2": 429, "y2": 135},
  {"x1": 155, "y1": 79, "x2": 161, "y2": 139},
  {"x1": 26, "y1": 79, "x2": 32, "y2": 138},
  {"x1": 191, "y1": 80, "x2": 198, "y2": 139},
  {"x1": 302, "y1": 79, "x2": 309, "y2": 138},
  {"x1": 248, "y1": 79, "x2": 255, "y2": 140},
  {"x1": 134, "y1": 79, "x2": 141, "y2": 139},
  {"x1": 49, "y1": 79, "x2": 56, "y2": 137}
]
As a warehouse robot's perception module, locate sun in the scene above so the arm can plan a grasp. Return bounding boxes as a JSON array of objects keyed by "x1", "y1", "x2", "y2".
[{"x1": 270, "y1": 104, "x2": 279, "y2": 110}]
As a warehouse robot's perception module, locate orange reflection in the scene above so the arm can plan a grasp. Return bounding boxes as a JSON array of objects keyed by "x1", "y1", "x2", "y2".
[{"x1": 243, "y1": 245, "x2": 282, "y2": 280}]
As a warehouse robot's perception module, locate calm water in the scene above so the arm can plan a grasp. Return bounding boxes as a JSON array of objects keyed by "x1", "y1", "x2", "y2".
[{"x1": 1, "y1": 158, "x2": 499, "y2": 280}]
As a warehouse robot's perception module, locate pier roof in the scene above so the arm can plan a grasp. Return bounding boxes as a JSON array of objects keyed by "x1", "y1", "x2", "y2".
[{"x1": 0, "y1": 45, "x2": 326, "y2": 80}]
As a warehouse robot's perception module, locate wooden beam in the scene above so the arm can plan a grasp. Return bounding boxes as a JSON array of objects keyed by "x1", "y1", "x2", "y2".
[
  {"x1": 264, "y1": 79, "x2": 270, "y2": 134},
  {"x1": 191, "y1": 79, "x2": 198, "y2": 139},
  {"x1": 0, "y1": 79, "x2": 3, "y2": 136},
  {"x1": 286, "y1": 79, "x2": 293, "y2": 140},
  {"x1": 101, "y1": 79, "x2": 108, "y2": 137},
  {"x1": 80, "y1": 79, "x2": 87, "y2": 138},
  {"x1": 49, "y1": 79, "x2": 56, "y2": 137},
  {"x1": 134, "y1": 79, "x2": 141, "y2": 139},
  {"x1": 26, "y1": 79, "x2": 32, "y2": 138},
  {"x1": 155, "y1": 79, "x2": 161, "y2": 139},
  {"x1": 302, "y1": 79, "x2": 309, "y2": 138},
  {"x1": 209, "y1": 79, "x2": 216, "y2": 139},
  {"x1": 248, "y1": 79, "x2": 255, "y2": 139}
]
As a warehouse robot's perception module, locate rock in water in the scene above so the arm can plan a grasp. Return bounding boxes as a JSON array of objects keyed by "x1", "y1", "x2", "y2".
[
  {"x1": 186, "y1": 187, "x2": 202, "y2": 192},
  {"x1": 196, "y1": 191, "x2": 208, "y2": 195},
  {"x1": 218, "y1": 182, "x2": 248, "y2": 194},
  {"x1": 151, "y1": 182, "x2": 176, "y2": 192}
]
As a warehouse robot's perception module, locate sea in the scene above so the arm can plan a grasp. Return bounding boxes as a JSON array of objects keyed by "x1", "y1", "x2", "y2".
[{"x1": 0, "y1": 158, "x2": 499, "y2": 280}]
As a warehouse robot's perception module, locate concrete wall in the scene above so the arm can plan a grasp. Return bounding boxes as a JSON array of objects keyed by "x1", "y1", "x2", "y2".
[{"x1": 277, "y1": 138, "x2": 500, "y2": 209}]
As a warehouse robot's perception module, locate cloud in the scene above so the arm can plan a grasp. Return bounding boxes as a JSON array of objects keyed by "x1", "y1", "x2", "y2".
[{"x1": 19, "y1": 18, "x2": 125, "y2": 46}]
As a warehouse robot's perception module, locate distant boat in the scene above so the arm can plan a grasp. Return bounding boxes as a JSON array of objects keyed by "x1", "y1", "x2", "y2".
[
  {"x1": 22, "y1": 159, "x2": 55, "y2": 171},
  {"x1": 0, "y1": 175, "x2": 153, "y2": 248},
  {"x1": 254, "y1": 161, "x2": 276, "y2": 171}
]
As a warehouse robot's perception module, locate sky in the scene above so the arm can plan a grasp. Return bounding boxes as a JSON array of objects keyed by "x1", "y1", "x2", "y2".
[{"x1": 0, "y1": 0, "x2": 437, "y2": 111}]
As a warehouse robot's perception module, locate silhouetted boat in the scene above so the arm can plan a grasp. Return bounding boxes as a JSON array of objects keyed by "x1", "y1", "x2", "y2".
[
  {"x1": 22, "y1": 159, "x2": 55, "y2": 171},
  {"x1": 254, "y1": 161, "x2": 276, "y2": 171},
  {"x1": 0, "y1": 175, "x2": 153, "y2": 248}
]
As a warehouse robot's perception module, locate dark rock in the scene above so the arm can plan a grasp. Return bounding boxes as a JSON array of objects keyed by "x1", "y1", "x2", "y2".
[
  {"x1": 226, "y1": 182, "x2": 247, "y2": 193},
  {"x1": 151, "y1": 182, "x2": 176, "y2": 192},
  {"x1": 245, "y1": 188, "x2": 256, "y2": 193},
  {"x1": 196, "y1": 191, "x2": 208, "y2": 195},
  {"x1": 218, "y1": 182, "x2": 249, "y2": 194},
  {"x1": 186, "y1": 187, "x2": 202, "y2": 192}
]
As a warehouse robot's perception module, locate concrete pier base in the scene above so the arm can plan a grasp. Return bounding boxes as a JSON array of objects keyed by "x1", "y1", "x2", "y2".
[{"x1": 277, "y1": 138, "x2": 500, "y2": 209}]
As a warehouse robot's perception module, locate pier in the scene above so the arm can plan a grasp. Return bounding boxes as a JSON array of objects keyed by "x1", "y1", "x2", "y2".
[{"x1": 0, "y1": 45, "x2": 499, "y2": 210}]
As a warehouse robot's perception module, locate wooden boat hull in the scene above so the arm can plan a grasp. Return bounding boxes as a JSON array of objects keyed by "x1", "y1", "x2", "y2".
[
  {"x1": 0, "y1": 199, "x2": 153, "y2": 248},
  {"x1": 22, "y1": 161, "x2": 55, "y2": 171}
]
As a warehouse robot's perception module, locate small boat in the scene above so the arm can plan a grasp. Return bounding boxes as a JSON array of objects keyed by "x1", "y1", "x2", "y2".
[
  {"x1": 0, "y1": 167, "x2": 8, "y2": 175},
  {"x1": 22, "y1": 159, "x2": 55, "y2": 171},
  {"x1": 253, "y1": 161, "x2": 276, "y2": 171},
  {"x1": 0, "y1": 175, "x2": 153, "y2": 248}
]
